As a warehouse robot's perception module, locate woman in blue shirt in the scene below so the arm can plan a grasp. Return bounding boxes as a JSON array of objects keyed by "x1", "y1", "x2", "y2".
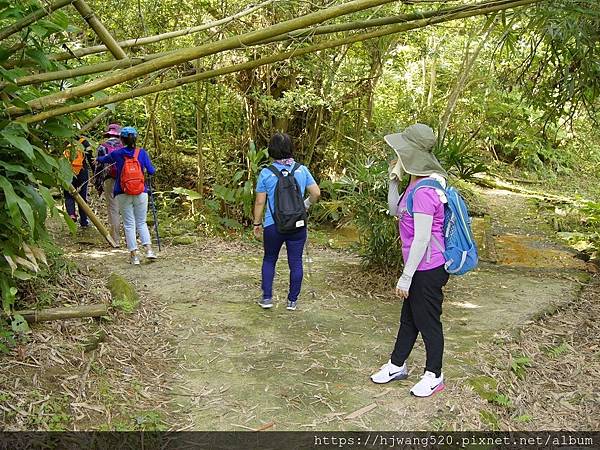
[
  {"x1": 97, "y1": 126, "x2": 157, "y2": 265},
  {"x1": 253, "y1": 133, "x2": 320, "y2": 311}
]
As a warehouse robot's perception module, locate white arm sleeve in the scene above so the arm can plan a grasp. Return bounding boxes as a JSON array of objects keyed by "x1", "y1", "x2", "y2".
[
  {"x1": 402, "y1": 213, "x2": 433, "y2": 278},
  {"x1": 397, "y1": 213, "x2": 433, "y2": 291},
  {"x1": 388, "y1": 178, "x2": 401, "y2": 216}
]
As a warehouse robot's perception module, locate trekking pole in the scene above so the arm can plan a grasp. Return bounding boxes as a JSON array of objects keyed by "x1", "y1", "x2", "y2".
[
  {"x1": 305, "y1": 225, "x2": 313, "y2": 278},
  {"x1": 147, "y1": 175, "x2": 162, "y2": 252},
  {"x1": 79, "y1": 162, "x2": 116, "y2": 191}
]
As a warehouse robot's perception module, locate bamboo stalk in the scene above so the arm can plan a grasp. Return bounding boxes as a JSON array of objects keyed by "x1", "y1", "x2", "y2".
[
  {"x1": 71, "y1": 0, "x2": 127, "y2": 60},
  {"x1": 0, "y1": 0, "x2": 75, "y2": 41},
  {"x1": 257, "y1": 0, "x2": 513, "y2": 45},
  {"x1": 48, "y1": 0, "x2": 275, "y2": 62},
  {"x1": 9, "y1": 0, "x2": 516, "y2": 88},
  {"x1": 69, "y1": 185, "x2": 118, "y2": 247},
  {"x1": 18, "y1": 0, "x2": 544, "y2": 124},
  {"x1": 79, "y1": 109, "x2": 112, "y2": 133},
  {"x1": 16, "y1": 304, "x2": 108, "y2": 322},
  {"x1": 8, "y1": 0, "x2": 399, "y2": 116}
]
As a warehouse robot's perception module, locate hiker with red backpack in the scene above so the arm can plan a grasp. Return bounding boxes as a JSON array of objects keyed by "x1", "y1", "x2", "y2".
[
  {"x1": 370, "y1": 124, "x2": 478, "y2": 397},
  {"x1": 63, "y1": 136, "x2": 94, "y2": 228},
  {"x1": 253, "y1": 133, "x2": 321, "y2": 311},
  {"x1": 96, "y1": 126, "x2": 158, "y2": 265},
  {"x1": 95, "y1": 123, "x2": 123, "y2": 246}
]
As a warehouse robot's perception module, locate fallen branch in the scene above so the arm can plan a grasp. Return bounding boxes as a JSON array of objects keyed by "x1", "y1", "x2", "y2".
[{"x1": 15, "y1": 304, "x2": 109, "y2": 323}]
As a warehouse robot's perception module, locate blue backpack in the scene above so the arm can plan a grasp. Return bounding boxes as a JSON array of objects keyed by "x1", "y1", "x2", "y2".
[{"x1": 406, "y1": 178, "x2": 478, "y2": 275}]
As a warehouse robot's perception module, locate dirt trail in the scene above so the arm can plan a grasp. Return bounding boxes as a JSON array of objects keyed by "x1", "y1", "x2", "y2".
[{"x1": 63, "y1": 187, "x2": 590, "y2": 430}]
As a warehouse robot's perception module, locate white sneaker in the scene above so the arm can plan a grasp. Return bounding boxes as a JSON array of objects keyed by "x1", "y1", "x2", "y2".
[
  {"x1": 130, "y1": 255, "x2": 141, "y2": 265},
  {"x1": 146, "y1": 249, "x2": 157, "y2": 260},
  {"x1": 370, "y1": 360, "x2": 408, "y2": 384},
  {"x1": 410, "y1": 371, "x2": 444, "y2": 397}
]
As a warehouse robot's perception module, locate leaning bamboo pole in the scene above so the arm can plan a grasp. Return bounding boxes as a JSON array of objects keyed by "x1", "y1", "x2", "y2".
[
  {"x1": 7, "y1": 0, "x2": 399, "y2": 117},
  {"x1": 0, "y1": 0, "x2": 75, "y2": 41},
  {"x1": 11, "y1": 0, "x2": 516, "y2": 88},
  {"x1": 48, "y1": 0, "x2": 275, "y2": 62},
  {"x1": 257, "y1": 0, "x2": 514, "y2": 45},
  {"x1": 69, "y1": 185, "x2": 118, "y2": 248},
  {"x1": 71, "y1": 0, "x2": 127, "y2": 60},
  {"x1": 79, "y1": 109, "x2": 112, "y2": 133},
  {"x1": 18, "y1": 0, "x2": 544, "y2": 125}
]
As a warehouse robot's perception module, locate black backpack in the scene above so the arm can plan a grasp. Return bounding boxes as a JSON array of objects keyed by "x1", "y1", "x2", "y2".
[{"x1": 267, "y1": 163, "x2": 307, "y2": 234}]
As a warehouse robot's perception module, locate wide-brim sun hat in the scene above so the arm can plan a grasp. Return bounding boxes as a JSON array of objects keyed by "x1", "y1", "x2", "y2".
[
  {"x1": 104, "y1": 123, "x2": 121, "y2": 137},
  {"x1": 384, "y1": 123, "x2": 448, "y2": 180}
]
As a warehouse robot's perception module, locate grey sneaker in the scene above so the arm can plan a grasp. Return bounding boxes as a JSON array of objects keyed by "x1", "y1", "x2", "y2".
[
  {"x1": 146, "y1": 249, "x2": 157, "y2": 260},
  {"x1": 130, "y1": 255, "x2": 141, "y2": 265},
  {"x1": 258, "y1": 298, "x2": 273, "y2": 309},
  {"x1": 286, "y1": 300, "x2": 297, "y2": 311}
]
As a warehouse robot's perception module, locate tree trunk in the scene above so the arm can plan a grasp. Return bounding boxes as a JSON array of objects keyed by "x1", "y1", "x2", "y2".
[
  {"x1": 195, "y1": 61, "x2": 205, "y2": 202},
  {"x1": 438, "y1": 17, "x2": 496, "y2": 144}
]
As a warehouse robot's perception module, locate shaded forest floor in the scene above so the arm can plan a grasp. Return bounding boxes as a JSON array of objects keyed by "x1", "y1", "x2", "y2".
[{"x1": 1, "y1": 184, "x2": 598, "y2": 431}]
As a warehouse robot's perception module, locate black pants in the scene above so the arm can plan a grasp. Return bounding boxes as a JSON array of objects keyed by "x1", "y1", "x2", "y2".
[
  {"x1": 64, "y1": 167, "x2": 89, "y2": 226},
  {"x1": 391, "y1": 265, "x2": 449, "y2": 377}
]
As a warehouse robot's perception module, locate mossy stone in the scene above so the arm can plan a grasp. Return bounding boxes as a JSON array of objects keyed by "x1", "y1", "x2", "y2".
[
  {"x1": 172, "y1": 235, "x2": 195, "y2": 245},
  {"x1": 108, "y1": 273, "x2": 139, "y2": 313},
  {"x1": 468, "y1": 375, "x2": 498, "y2": 401}
]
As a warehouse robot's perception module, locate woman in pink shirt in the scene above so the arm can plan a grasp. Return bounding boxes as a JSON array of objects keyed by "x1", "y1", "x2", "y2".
[{"x1": 371, "y1": 124, "x2": 450, "y2": 398}]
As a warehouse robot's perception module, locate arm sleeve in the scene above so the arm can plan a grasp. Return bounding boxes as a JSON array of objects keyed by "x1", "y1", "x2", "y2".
[
  {"x1": 97, "y1": 153, "x2": 113, "y2": 164},
  {"x1": 402, "y1": 213, "x2": 433, "y2": 277},
  {"x1": 388, "y1": 178, "x2": 401, "y2": 216},
  {"x1": 256, "y1": 170, "x2": 267, "y2": 193},
  {"x1": 81, "y1": 139, "x2": 94, "y2": 168},
  {"x1": 142, "y1": 150, "x2": 156, "y2": 175}
]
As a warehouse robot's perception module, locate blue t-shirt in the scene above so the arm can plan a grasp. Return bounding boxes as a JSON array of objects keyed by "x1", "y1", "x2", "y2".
[
  {"x1": 97, "y1": 147, "x2": 156, "y2": 196},
  {"x1": 256, "y1": 162, "x2": 316, "y2": 228}
]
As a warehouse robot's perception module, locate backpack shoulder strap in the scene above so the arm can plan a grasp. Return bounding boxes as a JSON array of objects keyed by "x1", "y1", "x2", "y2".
[
  {"x1": 407, "y1": 178, "x2": 445, "y2": 216},
  {"x1": 267, "y1": 164, "x2": 282, "y2": 178},
  {"x1": 133, "y1": 148, "x2": 141, "y2": 160},
  {"x1": 289, "y1": 162, "x2": 301, "y2": 175}
]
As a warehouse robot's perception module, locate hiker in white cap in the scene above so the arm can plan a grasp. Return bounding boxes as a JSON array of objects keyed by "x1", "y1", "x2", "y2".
[{"x1": 371, "y1": 123, "x2": 450, "y2": 397}]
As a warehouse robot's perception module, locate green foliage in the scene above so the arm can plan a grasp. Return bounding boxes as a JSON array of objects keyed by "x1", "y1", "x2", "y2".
[
  {"x1": 515, "y1": 414, "x2": 533, "y2": 424},
  {"x1": 332, "y1": 158, "x2": 403, "y2": 272},
  {"x1": 435, "y1": 135, "x2": 486, "y2": 180},
  {"x1": 510, "y1": 355, "x2": 532, "y2": 380},
  {"x1": 545, "y1": 341, "x2": 569, "y2": 358},
  {"x1": 212, "y1": 143, "x2": 268, "y2": 226},
  {"x1": 479, "y1": 410, "x2": 500, "y2": 430}
]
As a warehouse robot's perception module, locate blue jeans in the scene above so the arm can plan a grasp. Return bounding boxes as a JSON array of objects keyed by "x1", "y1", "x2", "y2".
[
  {"x1": 261, "y1": 225, "x2": 307, "y2": 302},
  {"x1": 117, "y1": 193, "x2": 152, "y2": 251}
]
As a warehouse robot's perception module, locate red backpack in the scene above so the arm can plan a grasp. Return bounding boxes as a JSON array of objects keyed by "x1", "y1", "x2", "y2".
[{"x1": 120, "y1": 148, "x2": 145, "y2": 195}]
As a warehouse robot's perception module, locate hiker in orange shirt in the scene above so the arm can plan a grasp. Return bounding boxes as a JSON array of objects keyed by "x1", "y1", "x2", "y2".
[{"x1": 63, "y1": 136, "x2": 94, "y2": 228}]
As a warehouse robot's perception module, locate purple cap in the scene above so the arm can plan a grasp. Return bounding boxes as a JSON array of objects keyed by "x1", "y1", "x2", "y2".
[{"x1": 104, "y1": 123, "x2": 121, "y2": 137}]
